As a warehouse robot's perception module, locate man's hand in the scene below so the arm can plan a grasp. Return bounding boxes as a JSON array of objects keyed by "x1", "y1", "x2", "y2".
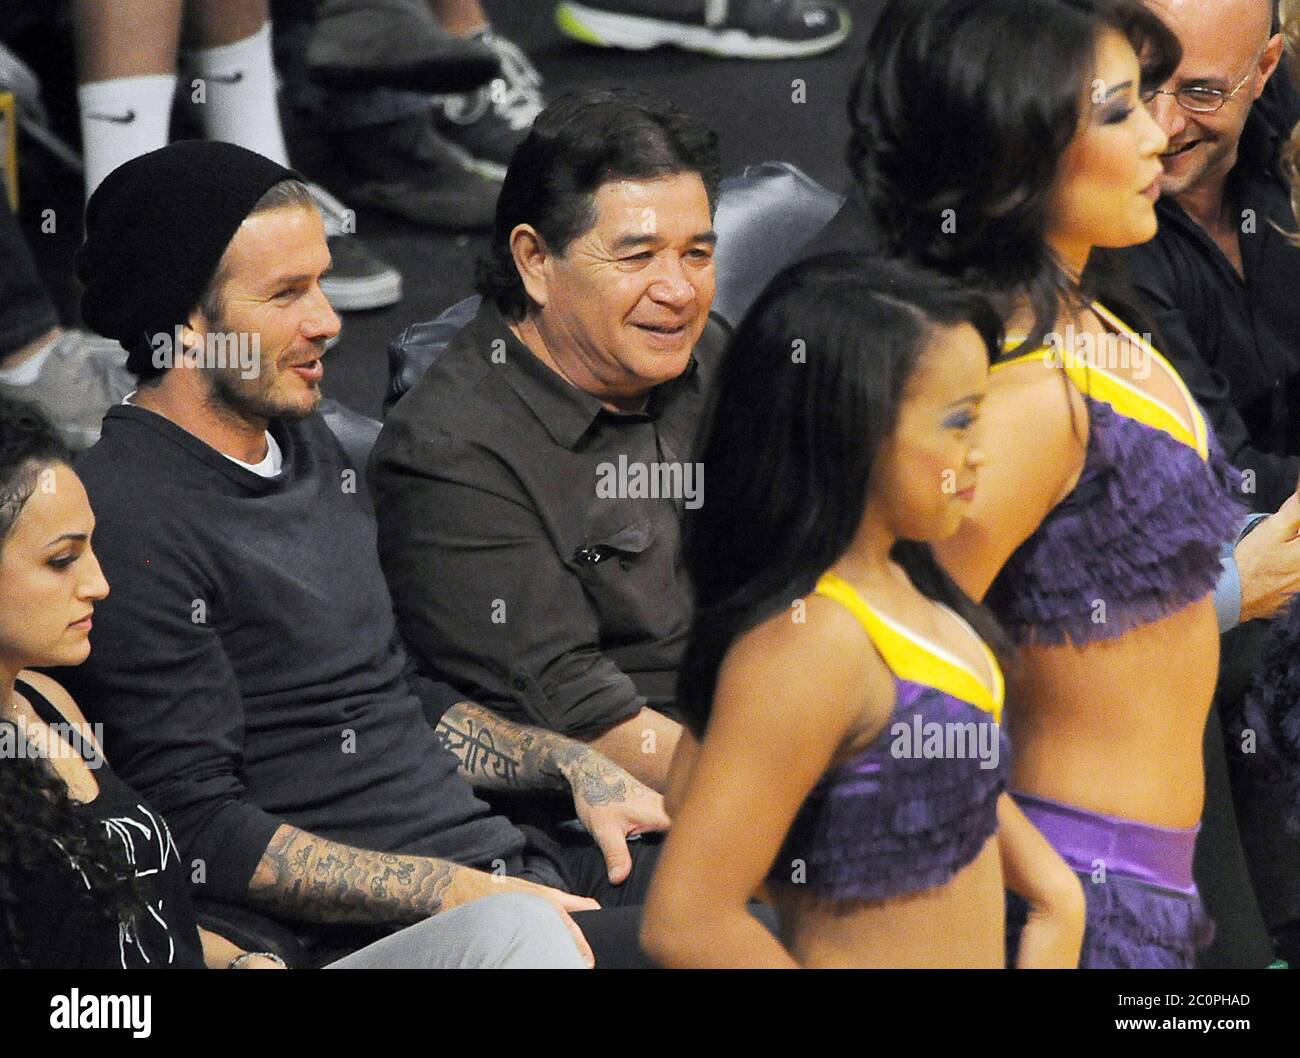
[
  {"x1": 560, "y1": 749, "x2": 671, "y2": 884},
  {"x1": 1237, "y1": 493, "x2": 1300, "y2": 622},
  {"x1": 448, "y1": 868, "x2": 600, "y2": 967}
]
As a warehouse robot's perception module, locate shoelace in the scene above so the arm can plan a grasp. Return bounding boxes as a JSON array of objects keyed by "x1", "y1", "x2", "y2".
[{"x1": 441, "y1": 30, "x2": 543, "y2": 132}]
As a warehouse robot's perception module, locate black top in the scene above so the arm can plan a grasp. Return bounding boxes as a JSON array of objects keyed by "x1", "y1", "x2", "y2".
[
  {"x1": 370, "y1": 300, "x2": 727, "y2": 737},
  {"x1": 1108, "y1": 70, "x2": 1300, "y2": 511},
  {"x1": 0, "y1": 679, "x2": 205, "y2": 969},
  {"x1": 58, "y1": 406, "x2": 525, "y2": 905}
]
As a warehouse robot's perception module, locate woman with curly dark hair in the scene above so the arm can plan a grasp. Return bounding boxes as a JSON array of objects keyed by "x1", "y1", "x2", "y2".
[
  {"x1": 0, "y1": 395, "x2": 216, "y2": 968},
  {"x1": 0, "y1": 395, "x2": 584, "y2": 969}
]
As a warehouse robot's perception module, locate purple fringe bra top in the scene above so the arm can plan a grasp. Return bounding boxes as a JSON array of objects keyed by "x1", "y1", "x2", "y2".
[
  {"x1": 983, "y1": 306, "x2": 1243, "y2": 647},
  {"x1": 768, "y1": 572, "x2": 1009, "y2": 903}
]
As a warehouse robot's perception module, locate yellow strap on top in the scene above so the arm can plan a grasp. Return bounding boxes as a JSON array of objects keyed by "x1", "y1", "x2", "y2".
[
  {"x1": 814, "y1": 571, "x2": 1003, "y2": 723},
  {"x1": 995, "y1": 302, "x2": 1209, "y2": 461}
]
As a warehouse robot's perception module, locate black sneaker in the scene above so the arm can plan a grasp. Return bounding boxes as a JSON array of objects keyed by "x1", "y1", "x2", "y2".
[
  {"x1": 307, "y1": 0, "x2": 501, "y2": 93},
  {"x1": 334, "y1": 112, "x2": 503, "y2": 230},
  {"x1": 431, "y1": 28, "x2": 545, "y2": 180},
  {"x1": 306, "y1": 182, "x2": 404, "y2": 311},
  {"x1": 555, "y1": 0, "x2": 851, "y2": 59}
]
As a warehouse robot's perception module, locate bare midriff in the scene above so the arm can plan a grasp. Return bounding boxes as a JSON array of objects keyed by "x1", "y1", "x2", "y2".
[
  {"x1": 769, "y1": 836, "x2": 1005, "y2": 968},
  {"x1": 1006, "y1": 595, "x2": 1219, "y2": 829}
]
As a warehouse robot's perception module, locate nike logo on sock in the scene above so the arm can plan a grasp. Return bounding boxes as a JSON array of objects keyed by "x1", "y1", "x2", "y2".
[
  {"x1": 209, "y1": 71, "x2": 244, "y2": 84},
  {"x1": 87, "y1": 110, "x2": 136, "y2": 124}
]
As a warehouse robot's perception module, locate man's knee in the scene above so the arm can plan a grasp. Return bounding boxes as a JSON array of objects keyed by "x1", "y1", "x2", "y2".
[{"x1": 454, "y1": 892, "x2": 586, "y2": 969}]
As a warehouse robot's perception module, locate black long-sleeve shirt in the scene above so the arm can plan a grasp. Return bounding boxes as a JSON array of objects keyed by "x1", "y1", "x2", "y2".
[
  {"x1": 57, "y1": 405, "x2": 525, "y2": 904},
  {"x1": 1109, "y1": 71, "x2": 1300, "y2": 512},
  {"x1": 370, "y1": 300, "x2": 725, "y2": 737}
]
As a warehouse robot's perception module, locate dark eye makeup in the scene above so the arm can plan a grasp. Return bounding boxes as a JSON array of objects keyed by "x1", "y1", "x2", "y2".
[{"x1": 1099, "y1": 103, "x2": 1135, "y2": 125}]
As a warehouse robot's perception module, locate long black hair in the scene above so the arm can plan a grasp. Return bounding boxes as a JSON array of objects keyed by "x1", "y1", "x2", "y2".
[
  {"x1": 848, "y1": 0, "x2": 1181, "y2": 350},
  {"x1": 677, "y1": 253, "x2": 1006, "y2": 738},
  {"x1": 0, "y1": 396, "x2": 145, "y2": 967}
]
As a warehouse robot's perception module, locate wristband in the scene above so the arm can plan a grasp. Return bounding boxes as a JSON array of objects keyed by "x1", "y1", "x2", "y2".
[{"x1": 227, "y1": 951, "x2": 288, "y2": 970}]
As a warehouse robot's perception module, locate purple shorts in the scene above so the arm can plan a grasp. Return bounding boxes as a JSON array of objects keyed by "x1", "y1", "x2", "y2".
[{"x1": 1006, "y1": 791, "x2": 1214, "y2": 969}]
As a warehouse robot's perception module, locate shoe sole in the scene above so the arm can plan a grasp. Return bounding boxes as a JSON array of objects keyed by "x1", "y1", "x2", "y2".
[
  {"x1": 469, "y1": 156, "x2": 508, "y2": 181},
  {"x1": 321, "y1": 272, "x2": 404, "y2": 312},
  {"x1": 555, "y1": 3, "x2": 850, "y2": 59}
]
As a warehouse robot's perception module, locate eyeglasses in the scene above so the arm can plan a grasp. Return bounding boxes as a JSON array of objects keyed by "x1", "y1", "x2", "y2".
[{"x1": 1140, "y1": 52, "x2": 1262, "y2": 114}]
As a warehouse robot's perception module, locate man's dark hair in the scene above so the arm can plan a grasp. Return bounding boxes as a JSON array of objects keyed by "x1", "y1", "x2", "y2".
[{"x1": 476, "y1": 88, "x2": 722, "y2": 320}]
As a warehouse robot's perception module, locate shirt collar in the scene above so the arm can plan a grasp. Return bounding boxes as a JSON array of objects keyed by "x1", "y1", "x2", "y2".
[
  {"x1": 476, "y1": 300, "x2": 703, "y2": 451},
  {"x1": 1235, "y1": 100, "x2": 1284, "y2": 181},
  {"x1": 1154, "y1": 100, "x2": 1288, "y2": 241}
]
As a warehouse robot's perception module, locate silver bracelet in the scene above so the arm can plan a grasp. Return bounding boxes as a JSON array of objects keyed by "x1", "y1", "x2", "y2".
[{"x1": 227, "y1": 950, "x2": 288, "y2": 970}]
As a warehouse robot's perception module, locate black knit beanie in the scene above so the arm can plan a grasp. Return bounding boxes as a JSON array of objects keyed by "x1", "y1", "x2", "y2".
[{"x1": 76, "y1": 140, "x2": 300, "y2": 375}]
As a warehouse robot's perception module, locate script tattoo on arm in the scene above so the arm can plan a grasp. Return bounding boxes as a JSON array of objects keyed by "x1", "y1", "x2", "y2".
[
  {"x1": 246, "y1": 825, "x2": 460, "y2": 924},
  {"x1": 435, "y1": 700, "x2": 629, "y2": 806}
]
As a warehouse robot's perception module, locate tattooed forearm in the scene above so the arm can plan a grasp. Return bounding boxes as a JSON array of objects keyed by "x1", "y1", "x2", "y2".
[
  {"x1": 436, "y1": 700, "x2": 566, "y2": 790},
  {"x1": 563, "y1": 754, "x2": 630, "y2": 807},
  {"x1": 436, "y1": 701, "x2": 630, "y2": 805},
  {"x1": 435, "y1": 707, "x2": 525, "y2": 787},
  {"x1": 246, "y1": 824, "x2": 459, "y2": 924}
]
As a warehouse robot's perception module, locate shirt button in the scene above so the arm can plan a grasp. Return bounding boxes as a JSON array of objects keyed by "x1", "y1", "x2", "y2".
[{"x1": 620, "y1": 559, "x2": 631, "y2": 570}]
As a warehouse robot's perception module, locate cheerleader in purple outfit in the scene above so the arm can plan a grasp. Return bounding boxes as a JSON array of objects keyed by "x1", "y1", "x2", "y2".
[
  {"x1": 849, "y1": 0, "x2": 1244, "y2": 967},
  {"x1": 642, "y1": 255, "x2": 1085, "y2": 968}
]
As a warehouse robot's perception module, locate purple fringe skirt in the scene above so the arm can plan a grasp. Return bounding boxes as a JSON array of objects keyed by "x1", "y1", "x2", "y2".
[{"x1": 1006, "y1": 791, "x2": 1214, "y2": 969}]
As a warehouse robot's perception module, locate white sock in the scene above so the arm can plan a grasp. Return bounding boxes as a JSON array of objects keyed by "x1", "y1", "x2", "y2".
[
  {"x1": 190, "y1": 22, "x2": 290, "y2": 166},
  {"x1": 78, "y1": 74, "x2": 176, "y2": 200}
]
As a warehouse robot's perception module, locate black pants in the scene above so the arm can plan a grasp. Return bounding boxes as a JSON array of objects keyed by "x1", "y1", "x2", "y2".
[
  {"x1": 0, "y1": 196, "x2": 59, "y2": 359},
  {"x1": 1206, "y1": 620, "x2": 1300, "y2": 964},
  {"x1": 517, "y1": 825, "x2": 664, "y2": 969},
  {"x1": 1206, "y1": 616, "x2": 1300, "y2": 967}
]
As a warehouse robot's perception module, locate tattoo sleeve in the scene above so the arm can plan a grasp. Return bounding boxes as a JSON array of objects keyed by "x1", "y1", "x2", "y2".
[
  {"x1": 246, "y1": 825, "x2": 461, "y2": 924},
  {"x1": 435, "y1": 700, "x2": 628, "y2": 806}
]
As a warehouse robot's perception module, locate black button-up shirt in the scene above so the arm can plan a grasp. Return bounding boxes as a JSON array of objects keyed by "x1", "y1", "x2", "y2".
[
  {"x1": 370, "y1": 300, "x2": 727, "y2": 736},
  {"x1": 1111, "y1": 71, "x2": 1300, "y2": 510}
]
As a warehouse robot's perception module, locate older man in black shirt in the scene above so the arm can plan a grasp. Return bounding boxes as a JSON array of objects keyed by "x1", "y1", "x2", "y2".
[{"x1": 371, "y1": 91, "x2": 725, "y2": 791}]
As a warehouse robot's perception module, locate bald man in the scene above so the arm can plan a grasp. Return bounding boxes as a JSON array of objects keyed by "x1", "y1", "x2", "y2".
[
  {"x1": 1110, "y1": 0, "x2": 1298, "y2": 512},
  {"x1": 1102, "y1": 0, "x2": 1300, "y2": 970}
]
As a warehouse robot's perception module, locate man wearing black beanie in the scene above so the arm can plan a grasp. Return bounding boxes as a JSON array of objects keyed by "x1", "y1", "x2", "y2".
[{"x1": 60, "y1": 140, "x2": 673, "y2": 968}]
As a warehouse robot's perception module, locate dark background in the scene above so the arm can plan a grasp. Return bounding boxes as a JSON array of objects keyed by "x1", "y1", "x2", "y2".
[{"x1": 5, "y1": 0, "x2": 883, "y2": 421}]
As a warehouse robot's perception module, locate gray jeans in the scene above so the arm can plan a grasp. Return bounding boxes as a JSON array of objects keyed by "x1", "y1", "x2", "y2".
[{"x1": 323, "y1": 893, "x2": 586, "y2": 969}]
